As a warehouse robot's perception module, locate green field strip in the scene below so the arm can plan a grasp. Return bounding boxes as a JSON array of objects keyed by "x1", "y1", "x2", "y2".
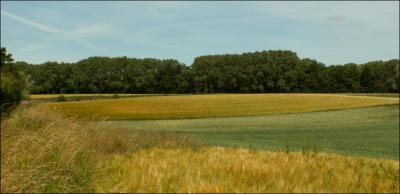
[{"x1": 102, "y1": 105, "x2": 399, "y2": 159}]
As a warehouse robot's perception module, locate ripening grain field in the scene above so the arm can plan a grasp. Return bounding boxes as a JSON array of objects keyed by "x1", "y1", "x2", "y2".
[
  {"x1": 40, "y1": 94, "x2": 398, "y2": 120},
  {"x1": 96, "y1": 148, "x2": 399, "y2": 193},
  {"x1": 2, "y1": 93, "x2": 399, "y2": 193},
  {"x1": 29, "y1": 93, "x2": 140, "y2": 99}
]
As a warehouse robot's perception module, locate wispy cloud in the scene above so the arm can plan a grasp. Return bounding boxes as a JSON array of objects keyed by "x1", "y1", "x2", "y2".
[
  {"x1": 68, "y1": 23, "x2": 114, "y2": 38},
  {"x1": 1, "y1": 10, "x2": 106, "y2": 52},
  {"x1": 19, "y1": 38, "x2": 52, "y2": 52}
]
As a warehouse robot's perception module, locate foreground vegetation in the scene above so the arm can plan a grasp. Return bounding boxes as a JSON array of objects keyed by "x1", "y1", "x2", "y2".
[
  {"x1": 1, "y1": 105, "x2": 200, "y2": 192},
  {"x1": 96, "y1": 148, "x2": 399, "y2": 193},
  {"x1": 40, "y1": 94, "x2": 398, "y2": 120},
  {"x1": 1, "y1": 105, "x2": 399, "y2": 193}
]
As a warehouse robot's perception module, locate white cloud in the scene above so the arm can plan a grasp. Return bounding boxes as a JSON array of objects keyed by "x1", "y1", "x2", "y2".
[
  {"x1": 17, "y1": 37, "x2": 54, "y2": 52},
  {"x1": 253, "y1": 2, "x2": 399, "y2": 29}
]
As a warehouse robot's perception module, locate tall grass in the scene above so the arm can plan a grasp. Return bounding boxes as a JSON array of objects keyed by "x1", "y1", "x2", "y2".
[
  {"x1": 1, "y1": 105, "x2": 399, "y2": 193},
  {"x1": 0, "y1": 105, "x2": 199, "y2": 192}
]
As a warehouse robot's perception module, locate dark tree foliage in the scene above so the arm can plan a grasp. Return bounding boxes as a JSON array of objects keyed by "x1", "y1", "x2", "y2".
[
  {"x1": 1, "y1": 47, "x2": 27, "y2": 112},
  {"x1": 16, "y1": 56, "x2": 190, "y2": 94},
  {"x1": 14, "y1": 50, "x2": 400, "y2": 94}
]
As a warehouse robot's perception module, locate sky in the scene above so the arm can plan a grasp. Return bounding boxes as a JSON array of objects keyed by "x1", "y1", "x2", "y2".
[{"x1": 1, "y1": 1, "x2": 399, "y2": 65}]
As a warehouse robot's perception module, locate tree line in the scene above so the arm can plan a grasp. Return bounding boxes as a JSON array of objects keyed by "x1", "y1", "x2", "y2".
[{"x1": 10, "y1": 49, "x2": 400, "y2": 94}]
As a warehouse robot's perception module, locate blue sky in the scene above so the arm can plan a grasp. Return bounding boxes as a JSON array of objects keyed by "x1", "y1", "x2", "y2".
[{"x1": 1, "y1": 1, "x2": 399, "y2": 65}]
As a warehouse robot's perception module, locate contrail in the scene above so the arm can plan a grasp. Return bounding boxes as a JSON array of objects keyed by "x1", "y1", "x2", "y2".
[{"x1": 1, "y1": 10, "x2": 106, "y2": 53}]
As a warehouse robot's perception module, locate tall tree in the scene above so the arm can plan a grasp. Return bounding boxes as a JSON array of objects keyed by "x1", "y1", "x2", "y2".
[
  {"x1": 16, "y1": 50, "x2": 399, "y2": 94},
  {"x1": 1, "y1": 47, "x2": 27, "y2": 112}
]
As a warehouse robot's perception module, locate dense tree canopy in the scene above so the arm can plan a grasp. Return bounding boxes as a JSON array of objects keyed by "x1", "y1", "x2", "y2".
[
  {"x1": 1, "y1": 47, "x2": 27, "y2": 112},
  {"x1": 14, "y1": 50, "x2": 400, "y2": 94}
]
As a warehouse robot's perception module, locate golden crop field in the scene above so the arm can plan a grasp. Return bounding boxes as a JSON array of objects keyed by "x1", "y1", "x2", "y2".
[
  {"x1": 40, "y1": 94, "x2": 399, "y2": 120},
  {"x1": 29, "y1": 93, "x2": 144, "y2": 99},
  {"x1": 96, "y1": 147, "x2": 399, "y2": 193}
]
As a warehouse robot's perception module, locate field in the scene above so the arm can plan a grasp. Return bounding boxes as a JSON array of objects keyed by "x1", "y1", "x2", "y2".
[
  {"x1": 106, "y1": 105, "x2": 399, "y2": 159},
  {"x1": 341, "y1": 93, "x2": 400, "y2": 98},
  {"x1": 35, "y1": 94, "x2": 400, "y2": 159},
  {"x1": 2, "y1": 93, "x2": 399, "y2": 192},
  {"x1": 29, "y1": 93, "x2": 142, "y2": 99},
  {"x1": 28, "y1": 93, "x2": 160, "y2": 102},
  {"x1": 96, "y1": 148, "x2": 399, "y2": 193},
  {"x1": 40, "y1": 94, "x2": 398, "y2": 120}
]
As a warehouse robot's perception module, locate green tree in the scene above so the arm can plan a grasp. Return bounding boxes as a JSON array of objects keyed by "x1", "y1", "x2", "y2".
[
  {"x1": 360, "y1": 64, "x2": 376, "y2": 92},
  {"x1": 14, "y1": 49, "x2": 399, "y2": 94},
  {"x1": 0, "y1": 47, "x2": 27, "y2": 112}
]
